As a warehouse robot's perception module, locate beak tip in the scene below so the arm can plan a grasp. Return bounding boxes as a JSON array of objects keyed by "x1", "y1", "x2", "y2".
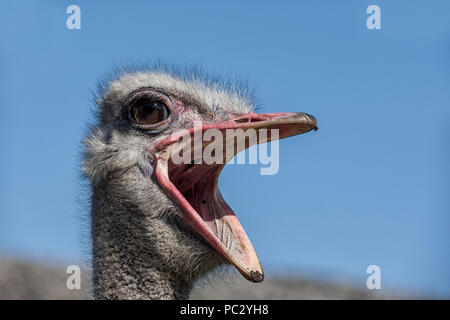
[
  {"x1": 299, "y1": 112, "x2": 318, "y2": 132},
  {"x1": 248, "y1": 270, "x2": 264, "y2": 283}
]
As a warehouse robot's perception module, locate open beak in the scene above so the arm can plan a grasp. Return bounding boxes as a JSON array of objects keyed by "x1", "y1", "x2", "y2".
[{"x1": 152, "y1": 112, "x2": 317, "y2": 282}]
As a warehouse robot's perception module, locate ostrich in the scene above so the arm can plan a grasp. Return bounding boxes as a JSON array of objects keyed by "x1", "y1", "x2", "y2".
[{"x1": 83, "y1": 66, "x2": 317, "y2": 299}]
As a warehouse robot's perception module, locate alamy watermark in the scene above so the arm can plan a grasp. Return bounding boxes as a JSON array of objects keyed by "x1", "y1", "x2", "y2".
[
  {"x1": 168, "y1": 121, "x2": 280, "y2": 175},
  {"x1": 66, "y1": 265, "x2": 81, "y2": 290},
  {"x1": 366, "y1": 5, "x2": 381, "y2": 30},
  {"x1": 66, "y1": 5, "x2": 383, "y2": 31},
  {"x1": 366, "y1": 265, "x2": 381, "y2": 289},
  {"x1": 66, "y1": 5, "x2": 81, "y2": 30}
]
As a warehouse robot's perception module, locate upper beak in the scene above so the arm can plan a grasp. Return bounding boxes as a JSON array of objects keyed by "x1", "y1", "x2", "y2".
[
  {"x1": 199, "y1": 112, "x2": 318, "y2": 157},
  {"x1": 152, "y1": 112, "x2": 318, "y2": 156},
  {"x1": 224, "y1": 111, "x2": 318, "y2": 136}
]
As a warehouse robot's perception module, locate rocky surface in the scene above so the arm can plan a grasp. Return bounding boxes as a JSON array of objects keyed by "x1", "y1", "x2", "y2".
[{"x1": 0, "y1": 257, "x2": 413, "y2": 299}]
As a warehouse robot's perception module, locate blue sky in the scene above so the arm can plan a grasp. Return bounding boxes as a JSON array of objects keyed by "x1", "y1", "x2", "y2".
[{"x1": 0, "y1": 1, "x2": 449, "y2": 296}]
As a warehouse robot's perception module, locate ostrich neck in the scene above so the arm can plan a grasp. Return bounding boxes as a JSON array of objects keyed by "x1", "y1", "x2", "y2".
[{"x1": 90, "y1": 184, "x2": 193, "y2": 300}]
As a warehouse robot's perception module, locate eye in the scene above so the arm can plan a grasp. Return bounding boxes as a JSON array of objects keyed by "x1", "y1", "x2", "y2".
[{"x1": 130, "y1": 99, "x2": 170, "y2": 126}]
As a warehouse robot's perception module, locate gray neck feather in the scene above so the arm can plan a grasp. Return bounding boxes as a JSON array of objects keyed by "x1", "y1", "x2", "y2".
[{"x1": 90, "y1": 169, "x2": 222, "y2": 299}]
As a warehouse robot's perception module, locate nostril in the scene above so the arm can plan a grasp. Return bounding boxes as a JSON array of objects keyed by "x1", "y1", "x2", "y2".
[
  {"x1": 234, "y1": 118, "x2": 250, "y2": 123},
  {"x1": 234, "y1": 117, "x2": 264, "y2": 124}
]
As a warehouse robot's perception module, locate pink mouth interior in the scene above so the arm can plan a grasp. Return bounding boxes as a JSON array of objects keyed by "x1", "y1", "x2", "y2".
[
  {"x1": 154, "y1": 130, "x2": 265, "y2": 282},
  {"x1": 168, "y1": 161, "x2": 223, "y2": 236},
  {"x1": 153, "y1": 114, "x2": 317, "y2": 281},
  {"x1": 167, "y1": 159, "x2": 256, "y2": 267}
]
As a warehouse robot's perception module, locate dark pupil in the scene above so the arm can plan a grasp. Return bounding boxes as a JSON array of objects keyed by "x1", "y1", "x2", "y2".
[{"x1": 133, "y1": 101, "x2": 166, "y2": 125}]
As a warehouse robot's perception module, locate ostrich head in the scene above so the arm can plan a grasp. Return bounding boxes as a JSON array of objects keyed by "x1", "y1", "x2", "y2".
[{"x1": 83, "y1": 66, "x2": 317, "y2": 299}]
